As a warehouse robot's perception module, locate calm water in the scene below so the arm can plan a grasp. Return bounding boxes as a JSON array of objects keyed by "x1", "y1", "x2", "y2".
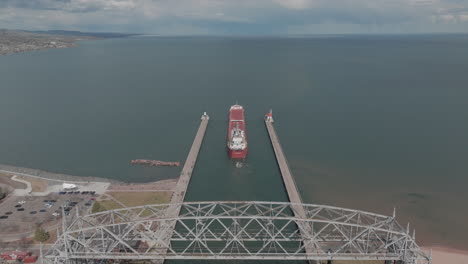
[{"x1": 1, "y1": 35, "x2": 468, "y2": 253}]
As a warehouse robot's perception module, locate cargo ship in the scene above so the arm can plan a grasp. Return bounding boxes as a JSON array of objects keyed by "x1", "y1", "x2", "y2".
[{"x1": 227, "y1": 105, "x2": 248, "y2": 159}]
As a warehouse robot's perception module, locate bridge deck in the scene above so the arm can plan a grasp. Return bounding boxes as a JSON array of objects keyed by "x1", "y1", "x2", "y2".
[
  {"x1": 265, "y1": 116, "x2": 322, "y2": 257},
  {"x1": 45, "y1": 201, "x2": 430, "y2": 264}
]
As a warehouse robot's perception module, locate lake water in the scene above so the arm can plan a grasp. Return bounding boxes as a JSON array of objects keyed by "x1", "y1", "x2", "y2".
[{"x1": 1, "y1": 35, "x2": 467, "y2": 252}]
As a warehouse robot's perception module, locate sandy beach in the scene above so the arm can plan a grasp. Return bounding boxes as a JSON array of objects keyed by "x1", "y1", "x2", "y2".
[{"x1": 425, "y1": 247, "x2": 468, "y2": 264}]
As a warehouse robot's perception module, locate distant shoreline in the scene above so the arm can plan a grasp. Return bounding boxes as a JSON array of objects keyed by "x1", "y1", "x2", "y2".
[
  {"x1": 0, "y1": 29, "x2": 138, "y2": 56},
  {"x1": 0, "y1": 29, "x2": 94, "y2": 56}
]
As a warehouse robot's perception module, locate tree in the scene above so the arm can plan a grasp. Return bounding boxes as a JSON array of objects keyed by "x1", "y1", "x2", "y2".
[{"x1": 34, "y1": 227, "x2": 50, "y2": 242}]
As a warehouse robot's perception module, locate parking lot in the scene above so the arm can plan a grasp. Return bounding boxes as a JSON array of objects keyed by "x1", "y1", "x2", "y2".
[{"x1": 0, "y1": 191, "x2": 97, "y2": 235}]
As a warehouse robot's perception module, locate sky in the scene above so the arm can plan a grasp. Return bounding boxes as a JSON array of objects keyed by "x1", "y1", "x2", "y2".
[{"x1": 1, "y1": 0, "x2": 468, "y2": 35}]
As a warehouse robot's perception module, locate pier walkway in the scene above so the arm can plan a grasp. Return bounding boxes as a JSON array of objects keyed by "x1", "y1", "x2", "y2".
[
  {"x1": 157, "y1": 113, "x2": 209, "y2": 263},
  {"x1": 171, "y1": 112, "x2": 209, "y2": 204},
  {"x1": 265, "y1": 113, "x2": 323, "y2": 260}
]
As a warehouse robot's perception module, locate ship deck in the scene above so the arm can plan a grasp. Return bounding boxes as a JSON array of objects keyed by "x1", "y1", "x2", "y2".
[{"x1": 228, "y1": 106, "x2": 246, "y2": 138}]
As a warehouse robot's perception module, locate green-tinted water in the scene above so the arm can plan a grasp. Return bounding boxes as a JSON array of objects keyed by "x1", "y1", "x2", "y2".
[{"x1": 1, "y1": 35, "x2": 467, "y2": 252}]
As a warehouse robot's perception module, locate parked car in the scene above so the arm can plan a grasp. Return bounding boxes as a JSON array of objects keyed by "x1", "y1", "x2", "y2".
[
  {"x1": 18, "y1": 200, "x2": 26, "y2": 204},
  {"x1": 52, "y1": 212, "x2": 60, "y2": 217},
  {"x1": 30, "y1": 211, "x2": 37, "y2": 214},
  {"x1": 0, "y1": 215, "x2": 8, "y2": 219},
  {"x1": 5, "y1": 212, "x2": 13, "y2": 215},
  {"x1": 14, "y1": 204, "x2": 22, "y2": 208},
  {"x1": 17, "y1": 208, "x2": 25, "y2": 211},
  {"x1": 39, "y1": 209, "x2": 46, "y2": 212}
]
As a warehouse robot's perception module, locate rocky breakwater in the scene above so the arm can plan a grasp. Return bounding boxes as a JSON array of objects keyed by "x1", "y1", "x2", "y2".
[{"x1": 130, "y1": 159, "x2": 181, "y2": 167}]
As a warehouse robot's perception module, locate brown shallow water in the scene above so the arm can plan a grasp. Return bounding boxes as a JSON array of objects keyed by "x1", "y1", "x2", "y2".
[{"x1": 290, "y1": 158, "x2": 468, "y2": 250}]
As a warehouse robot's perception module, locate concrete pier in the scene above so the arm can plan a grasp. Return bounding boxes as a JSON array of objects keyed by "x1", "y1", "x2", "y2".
[
  {"x1": 265, "y1": 113, "x2": 323, "y2": 261},
  {"x1": 171, "y1": 112, "x2": 209, "y2": 205},
  {"x1": 156, "y1": 113, "x2": 209, "y2": 263}
]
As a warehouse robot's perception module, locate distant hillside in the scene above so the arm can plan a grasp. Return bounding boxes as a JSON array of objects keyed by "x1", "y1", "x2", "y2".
[
  {"x1": 24, "y1": 30, "x2": 140, "y2": 39},
  {"x1": 0, "y1": 29, "x2": 110, "y2": 55},
  {"x1": 1, "y1": 29, "x2": 139, "y2": 55}
]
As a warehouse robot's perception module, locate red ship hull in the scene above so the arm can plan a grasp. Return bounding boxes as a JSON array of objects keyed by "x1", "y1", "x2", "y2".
[
  {"x1": 228, "y1": 148, "x2": 248, "y2": 159},
  {"x1": 227, "y1": 105, "x2": 248, "y2": 159}
]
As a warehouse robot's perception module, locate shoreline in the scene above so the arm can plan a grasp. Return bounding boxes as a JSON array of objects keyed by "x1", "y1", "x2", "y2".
[
  {"x1": 0, "y1": 163, "x2": 120, "y2": 183},
  {"x1": 0, "y1": 163, "x2": 184, "y2": 185},
  {"x1": 0, "y1": 29, "x2": 99, "y2": 56},
  {"x1": 424, "y1": 246, "x2": 468, "y2": 264},
  {"x1": 1, "y1": 164, "x2": 467, "y2": 258},
  {"x1": 0, "y1": 29, "x2": 140, "y2": 56},
  {"x1": 0, "y1": 42, "x2": 80, "y2": 56},
  {"x1": 426, "y1": 246, "x2": 468, "y2": 255}
]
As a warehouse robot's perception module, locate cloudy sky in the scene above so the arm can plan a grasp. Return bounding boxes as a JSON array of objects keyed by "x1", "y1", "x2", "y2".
[{"x1": 1, "y1": 0, "x2": 468, "y2": 34}]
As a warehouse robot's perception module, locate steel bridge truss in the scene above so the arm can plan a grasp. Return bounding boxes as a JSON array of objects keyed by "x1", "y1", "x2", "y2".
[{"x1": 44, "y1": 201, "x2": 430, "y2": 263}]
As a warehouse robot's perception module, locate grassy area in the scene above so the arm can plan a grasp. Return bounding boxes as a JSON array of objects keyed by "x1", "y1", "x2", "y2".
[
  {"x1": 18, "y1": 176, "x2": 48, "y2": 192},
  {"x1": 333, "y1": 261, "x2": 384, "y2": 264},
  {"x1": 91, "y1": 200, "x2": 122, "y2": 213},
  {"x1": 31, "y1": 227, "x2": 58, "y2": 245},
  {"x1": 45, "y1": 228, "x2": 58, "y2": 244},
  {"x1": 310, "y1": 260, "x2": 385, "y2": 264},
  {"x1": 91, "y1": 191, "x2": 171, "y2": 214},
  {"x1": 0, "y1": 172, "x2": 27, "y2": 189},
  {"x1": 109, "y1": 191, "x2": 171, "y2": 207}
]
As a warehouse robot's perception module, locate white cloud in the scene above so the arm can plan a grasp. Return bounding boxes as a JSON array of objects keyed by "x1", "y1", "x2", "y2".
[
  {"x1": 274, "y1": 0, "x2": 315, "y2": 9},
  {"x1": 1, "y1": 0, "x2": 467, "y2": 34}
]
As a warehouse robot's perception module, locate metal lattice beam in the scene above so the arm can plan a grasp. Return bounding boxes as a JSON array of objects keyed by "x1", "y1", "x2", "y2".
[{"x1": 44, "y1": 201, "x2": 431, "y2": 264}]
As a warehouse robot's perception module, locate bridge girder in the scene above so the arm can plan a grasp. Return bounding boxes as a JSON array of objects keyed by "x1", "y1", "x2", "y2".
[{"x1": 44, "y1": 201, "x2": 430, "y2": 264}]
